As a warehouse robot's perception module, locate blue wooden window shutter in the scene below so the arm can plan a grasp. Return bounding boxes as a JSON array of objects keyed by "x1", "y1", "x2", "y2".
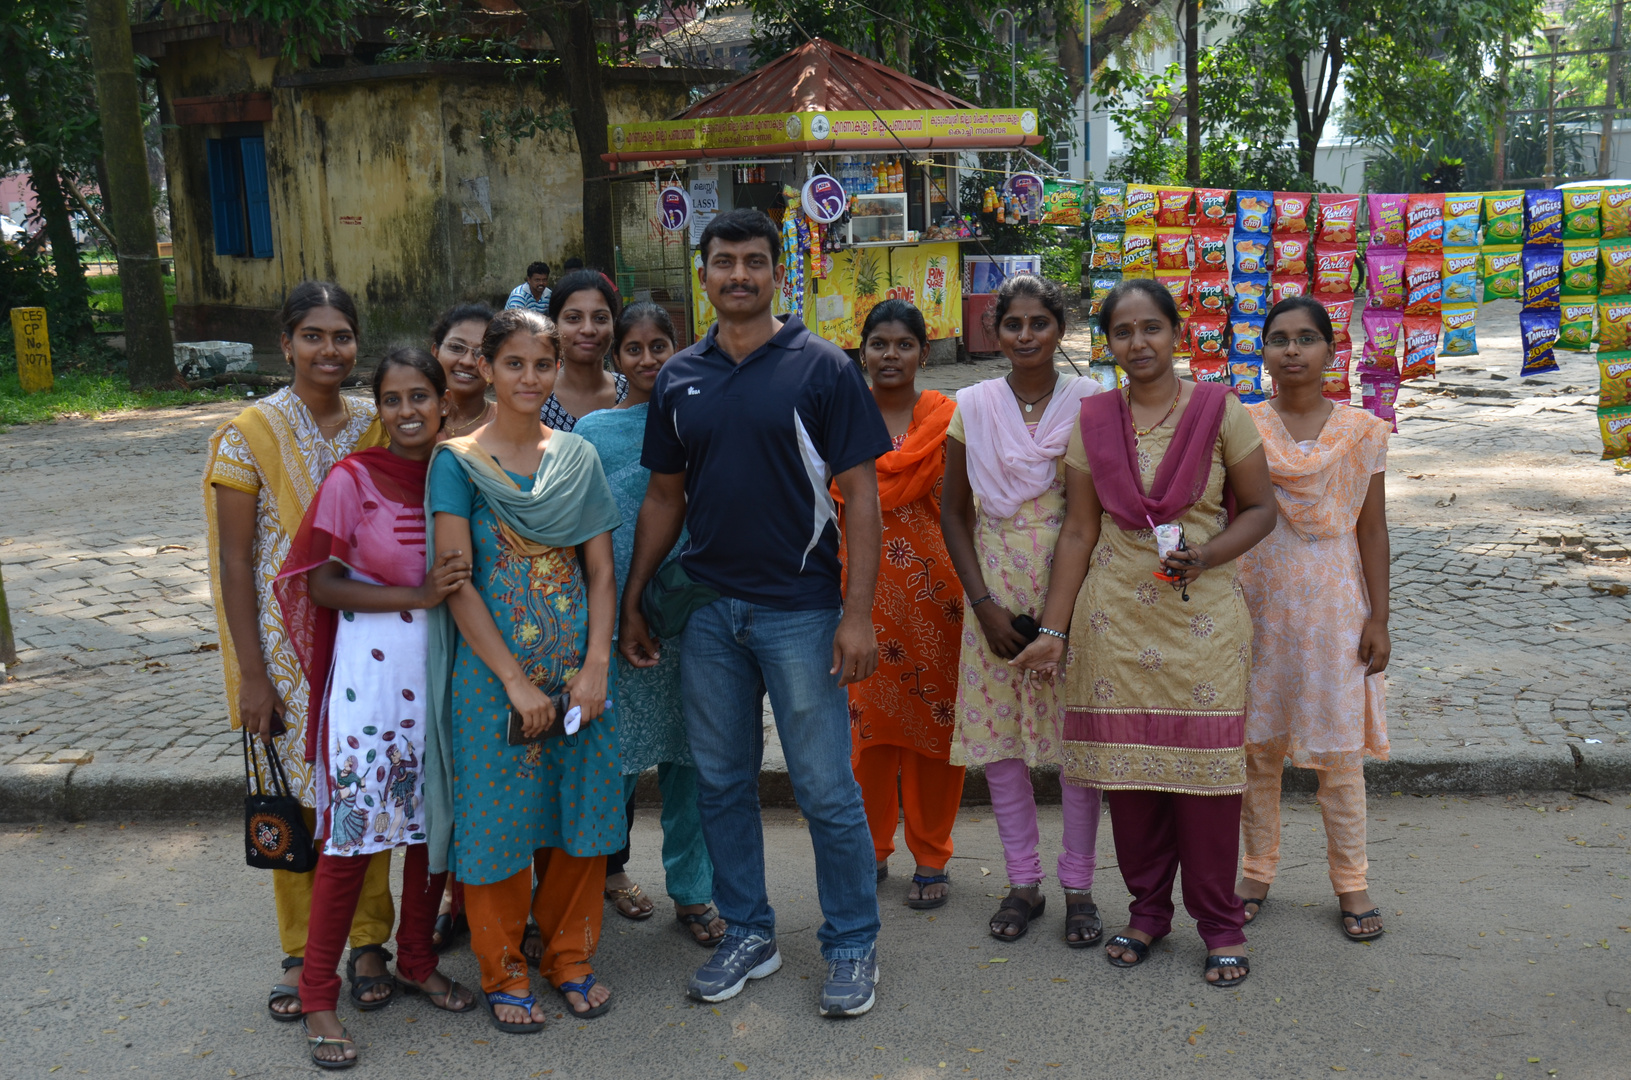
[
  {"x1": 239, "y1": 137, "x2": 273, "y2": 258},
  {"x1": 206, "y1": 138, "x2": 245, "y2": 256}
]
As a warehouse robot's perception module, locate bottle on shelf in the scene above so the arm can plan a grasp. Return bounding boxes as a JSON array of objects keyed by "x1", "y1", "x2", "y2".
[{"x1": 892, "y1": 159, "x2": 903, "y2": 192}]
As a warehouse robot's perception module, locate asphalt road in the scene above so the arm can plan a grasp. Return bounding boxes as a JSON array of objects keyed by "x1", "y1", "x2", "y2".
[{"x1": 6, "y1": 794, "x2": 1631, "y2": 1080}]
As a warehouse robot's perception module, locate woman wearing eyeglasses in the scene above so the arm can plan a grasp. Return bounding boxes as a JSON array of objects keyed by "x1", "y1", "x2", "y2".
[
  {"x1": 433, "y1": 303, "x2": 498, "y2": 441},
  {"x1": 1234, "y1": 295, "x2": 1392, "y2": 944}
]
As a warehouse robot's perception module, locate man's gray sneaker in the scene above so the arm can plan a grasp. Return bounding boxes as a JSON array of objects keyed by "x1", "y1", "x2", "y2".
[
  {"x1": 819, "y1": 946, "x2": 878, "y2": 1017},
  {"x1": 687, "y1": 933, "x2": 782, "y2": 1003}
]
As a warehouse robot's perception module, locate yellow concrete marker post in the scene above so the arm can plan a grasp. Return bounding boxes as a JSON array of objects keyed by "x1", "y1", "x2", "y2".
[{"x1": 10, "y1": 306, "x2": 53, "y2": 393}]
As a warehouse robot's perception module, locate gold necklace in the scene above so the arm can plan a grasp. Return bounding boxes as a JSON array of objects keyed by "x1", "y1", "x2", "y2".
[
  {"x1": 1129, "y1": 382, "x2": 1182, "y2": 439},
  {"x1": 446, "y1": 401, "x2": 491, "y2": 436}
]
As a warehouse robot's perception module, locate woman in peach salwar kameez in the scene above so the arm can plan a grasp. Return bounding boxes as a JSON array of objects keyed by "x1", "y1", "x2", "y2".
[{"x1": 1234, "y1": 296, "x2": 1393, "y2": 943}]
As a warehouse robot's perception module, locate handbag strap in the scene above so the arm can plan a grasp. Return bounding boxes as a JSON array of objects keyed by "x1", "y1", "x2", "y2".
[
  {"x1": 262, "y1": 737, "x2": 297, "y2": 800},
  {"x1": 243, "y1": 729, "x2": 268, "y2": 798}
]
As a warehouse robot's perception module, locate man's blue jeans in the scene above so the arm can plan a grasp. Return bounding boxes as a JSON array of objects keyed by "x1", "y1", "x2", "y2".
[{"x1": 679, "y1": 598, "x2": 879, "y2": 961}]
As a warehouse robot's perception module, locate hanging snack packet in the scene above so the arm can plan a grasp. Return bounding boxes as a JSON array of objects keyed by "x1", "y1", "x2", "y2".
[
  {"x1": 1193, "y1": 272, "x2": 1230, "y2": 315},
  {"x1": 1361, "y1": 308, "x2": 1404, "y2": 370},
  {"x1": 1272, "y1": 234, "x2": 1309, "y2": 275},
  {"x1": 1560, "y1": 239, "x2": 1600, "y2": 296},
  {"x1": 1155, "y1": 228, "x2": 1194, "y2": 270},
  {"x1": 1367, "y1": 193, "x2": 1409, "y2": 249},
  {"x1": 1272, "y1": 192, "x2": 1312, "y2": 233},
  {"x1": 1400, "y1": 314, "x2": 1440, "y2": 380},
  {"x1": 1189, "y1": 356, "x2": 1229, "y2": 384},
  {"x1": 1525, "y1": 189, "x2": 1564, "y2": 246},
  {"x1": 1193, "y1": 227, "x2": 1230, "y2": 272},
  {"x1": 1125, "y1": 184, "x2": 1160, "y2": 229},
  {"x1": 1441, "y1": 248, "x2": 1480, "y2": 304},
  {"x1": 1194, "y1": 188, "x2": 1234, "y2": 228},
  {"x1": 1231, "y1": 274, "x2": 1271, "y2": 317},
  {"x1": 1313, "y1": 245, "x2": 1358, "y2": 296},
  {"x1": 1231, "y1": 232, "x2": 1269, "y2": 275},
  {"x1": 1558, "y1": 301, "x2": 1596, "y2": 351},
  {"x1": 1361, "y1": 367, "x2": 1401, "y2": 432},
  {"x1": 1089, "y1": 329, "x2": 1110, "y2": 365},
  {"x1": 1089, "y1": 270, "x2": 1122, "y2": 316},
  {"x1": 1404, "y1": 253, "x2": 1443, "y2": 315},
  {"x1": 1364, "y1": 247, "x2": 1405, "y2": 309},
  {"x1": 1405, "y1": 193, "x2": 1445, "y2": 253},
  {"x1": 1522, "y1": 246, "x2": 1562, "y2": 310},
  {"x1": 1156, "y1": 187, "x2": 1194, "y2": 227},
  {"x1": 1440, "y1": 304, "x2": 1479, "y2": 357},
  {"x1": 1236, "y1": 190, "x2": 1273, "y2": 234},
  {"x1": 1481, "y1": 245, "x2": 1523, "y2": 302},
  {"x1": 1482, "y1": 190, "x2": 1525, "y2": 244},
  {"x1": 1520, "y1": 308, "x2": 1561, "y2": 376},
  {"x1": 1230, "y1": 357, "x2": 1267, "y2": 402},
  {"x1": 1122, "y1": 228, "x2": 1156, "y2": 278},
  {"x1": 1230, "y1": 315, "x2": 1266, "y2": 359},
  {"x1": 1092, "y1": 182, "x2": 1126, "y2": 225},
  {"x1": 1598, "y1": 295, "x2": 1631, "y2": 350},
  {"x1": 1601, "y1": 238, "x2": 1631, "y2": 294},
  {"x1": 1321, "y1": 294, "x2": 1356, "y2": 346},
  {"x1": 1323, "y1": 365, "x2": 1353, "y2": 402},
  {"x1": 1090, "y1": 229, "x2": 1124, "y2": 270},
  {"x1": 1271, "y1": 274, "x2": 1310, "y2": 305},
  {"x1": 1443, "y1": 194, "x2": 1483, "y2": 247},
  {"x1": 1155, "y1": 269, "x2": 1193, "y2": 314},
  {"x1": 1602, "y1": 405, "x2": 1631, "y2": 460},
  {"x1": 1563, "y1": 187, "x2": 1602, "y2": 239},
  {"x1": 1190, "y1": 314, "x2": 1227, "y2": 360},
  {"x1": 1041, "y1": 181, "x2": 1084, "y2": 226},
  {"x1": 1599, "y1": 351, "x2": 1631, "y2": 407},
  {"x1": 1602, "y1": 187, "x2": 1631, "y2": 239},
  {"x1": 1316, "y1": 194, "x2": 1361, "y2": 246}
]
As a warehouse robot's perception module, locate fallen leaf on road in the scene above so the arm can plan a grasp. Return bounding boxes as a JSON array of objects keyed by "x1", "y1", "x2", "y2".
[{"x1": 734, "y1": 1063, "x2": 748, "y2": 1072}]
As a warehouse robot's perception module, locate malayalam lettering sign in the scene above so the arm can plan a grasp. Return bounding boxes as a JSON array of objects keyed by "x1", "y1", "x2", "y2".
[
  {"x1": 10, "y1": 306, "x2": 52, "y2": 393},
  {"x1": 607, "y1": 108, "x2": 1040, "y2": 160}
]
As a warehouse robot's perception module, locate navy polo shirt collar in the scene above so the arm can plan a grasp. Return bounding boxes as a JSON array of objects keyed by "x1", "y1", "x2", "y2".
[{"x1": 697, "y1": 316, "x2": 811, "y2": 366}]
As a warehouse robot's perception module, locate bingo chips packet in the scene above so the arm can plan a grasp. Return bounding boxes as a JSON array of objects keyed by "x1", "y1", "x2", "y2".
[
  {"x1": 1231, "y1": 274, "x2": 1270, "y2": 317},
  {"x1": 1232, "y1": 232, "x2": 1269, "y2": 275},
  {"x1": 1401, "y1": 314, "x2": 1440, "y2": 380},
  {"x1": 1313, "y1": 245, "x2": 1358, "y2": 295},
  {"x1": 1403, "y1": 254, "x2": 1443, "y2": 315},
  {"x1": 1122, "y1": 228, "x2": 1156, "y2": 277},
  {"x1": 1364, "y1": 248, "x2": 1405, "y2": 309},
  {"x1": 1602, "y1": 405, "x2": 1631, "y2": 460},
  {"x1": 1321, "y1": 294, "x2": 1356, "y2": 346},
  {"x1": 1193, "y1": 272, "x2": 1230, "y2": 315},
  {"x1": 1601, "y1": 238, "x2": 1631, "y2": 294},
  {"x1": 1598, "y1": 294, "x2": 1631, "y2": 351},
  {"x1": 1525, "y1": 188, "x2": 1564, "y2": 246},
  {"x1": 1194, "y1": 227, "x2": 1230, "y2": 271},
  {"x1": 1599, "y1": 351, "x2": 1631, "y2": 407},
  {"x1": 1367, "y1": 193, "x2": 1408, "y2": 248},
  {"x1": 1316, "y1": 195, "x2": 1361, "y2": 245},
  {"x1": 1125, "y1": 184, "x2": 1160, "y2": 229},
  {"x1": 1361, "y1": 368, "x2": 1401, "y2": 432},
  {"x1": 1440, "y1": 304, "x2": 1479, "y2": 357},
  {"x1": 1563, "y1": 187, "x2": 1602, "y2": 239},
  {"x1": 1090, "y1": 229, "x2": 1124, "y2": 270},
  {"x1": 1272, "y1": 192, "x2": 1312, "y2": 232},
  {"x1": 1156, "y1": 269, "x2": 1192, "y2": 314},
  {"x1": 1361, "y1": 308, "x2": 1403, "y2": 370},
  {"x1": 1091, "y1": 182, "x2": 1127, "y2": 225},
  {"x1": 1272, "y1": 235, "x2": 1309, "y2": 275},
  {"x1": 1559, "y1": 301, "x2": 1596, "y2": 351},
  {"x1": 1443, "y1": 194, "x2": 1482, "y2": 247},
  {"x1": 1189, "y1": 314, "x2": 1227, "y2": 360},
  {"x1": 1194, "y1": 188, "x2": 1234, "y2": 228},
  {"x1": 1405, "y1": 193, "x2": 1445, "y2": 253},
  {"x1": 1156, "y1": 188, "x2": 1194, "y2": 227},
  {"x1": 1236, "y1": 190, "x2": 1274, "y2": 234},
  {"x1": 1603, "y1": 187, "x2": 1631, "y2": 239},
  {"x1": 1441, "y1": 248, "x2": 1480, "y2": 304},
  {"x1": 1522, "y1": 246, "x2": 1563, "y2": 310},
  {"x1": 1155, "y1": 228, "x2": 1194, "y2": 270},
  {"x1": 1271, "y1": 274, "x2": 1309, "y2": 305},
  {"x1": 1481, "y1": 245, "x2": 1523, "y2": 302},
  {"x1": 1560, "y1": 239, "x2": 1600, "y2": 296},
  {"x1": 1089, "y1": 270, "x2": 1122, "y2": 316},
  {"x1": 1481, "y1": 191, "x2": 1525, "y2": 244},
  {"x1": 1520, "y1": 308, "x2": 1562, "y2": 376}
]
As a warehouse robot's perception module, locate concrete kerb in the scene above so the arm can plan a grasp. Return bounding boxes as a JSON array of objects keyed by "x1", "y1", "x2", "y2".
[{"x1": 4, "y1": 744, "x2": 1628, "y2": 822}]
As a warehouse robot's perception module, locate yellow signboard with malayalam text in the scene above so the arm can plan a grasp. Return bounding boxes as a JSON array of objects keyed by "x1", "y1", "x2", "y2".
[
  {"x1": 607, "y1": 108, "x2": 1039, "y2": 161},
  {"x1": 10, "y1": 306, "x2": 52, "y2": 393}
]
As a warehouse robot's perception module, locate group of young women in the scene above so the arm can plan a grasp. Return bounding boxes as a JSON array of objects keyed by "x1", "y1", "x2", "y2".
[{"x1": 207, "y1": 264, "x2": 1391, "y2": 1067}]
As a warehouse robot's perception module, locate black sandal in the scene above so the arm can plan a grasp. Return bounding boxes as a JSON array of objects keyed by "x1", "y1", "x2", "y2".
[
  {"x1": 1340, "y1": 907, "x2": 1386, "y2": 942},
  {"x1": 302, "y1": 1017, "x2": 357, "y2": 1070},
  {"x1": 268, "y1": 956, "x2": 304, "y2": 1022},
  {"x1": 1204, "y1": 954, "x2": 1250, "y2": 987},
  {"x1": 432, "y1": 911, "x2": 468, "y2": 953},
  {"x1": 521, "y1": 922, "x2": 543, "y2": 964},
  {"x1": 988, "y1": 891, "x2": 1045, "y2": 941},
  {"x1": 1241, "y1": 895, "x2": 1268, "y2": 923},
  {"x1": 676, "y1": 905, "x2": 727, "y2": 947},
  {"x1": 1105, "y1": 934, "x2": 1156, "y2": 968},
  {"x1": 346, "y1": 944, "x2": 398, "y2": 1012},
  {"x1": 1064, "y1": 898, "x2": 1102, "y2": 948},
  {"x1": 907, "y1": 873, "x2": 950, "y2": 911}
]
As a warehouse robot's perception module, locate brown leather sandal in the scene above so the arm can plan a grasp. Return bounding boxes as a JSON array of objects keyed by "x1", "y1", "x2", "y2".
[{"x1": 605, "y1": 882, "x2": 655, "y2": 921}]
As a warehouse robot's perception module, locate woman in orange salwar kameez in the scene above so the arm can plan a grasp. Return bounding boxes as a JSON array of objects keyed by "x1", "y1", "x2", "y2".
[
  {"x1": 1235, "y1": 296, "x2": 1393, "y2": 943},
  {"x1": 836, "y1": 300, "x2": 966, "y2": 911}
]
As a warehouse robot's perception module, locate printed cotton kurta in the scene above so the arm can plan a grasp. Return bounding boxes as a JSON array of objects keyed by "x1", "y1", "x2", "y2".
[
  {"x1": 1237, "y1": 403, "x2": 1390, "y2": 771},
  {"x1": 1060, "y1": 396, "x2": 1262, "y2": 795}
]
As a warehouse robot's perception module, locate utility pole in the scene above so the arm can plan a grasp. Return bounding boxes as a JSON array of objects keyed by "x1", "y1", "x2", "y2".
[
  {"x1": 1544, "y1": 24, "x2": 1564, "y2": 188},
  {"x1": 1184, "y1": 0, "x2": 1199, "y2": 186},
  {"x1": 1602, "y1": 1, "x2": 1624, "y2": 180},
  {"x1": 1495, "y1": 32, "x2": 1510, "y2": 187},
  {"x1": 86, "y1": 0, "x2": 176, "y2": 388}
]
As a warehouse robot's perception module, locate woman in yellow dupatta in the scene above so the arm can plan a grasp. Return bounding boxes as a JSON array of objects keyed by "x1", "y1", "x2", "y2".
[{"x1": 204, "y1": 282, "x2": 396, "y2": 1022}]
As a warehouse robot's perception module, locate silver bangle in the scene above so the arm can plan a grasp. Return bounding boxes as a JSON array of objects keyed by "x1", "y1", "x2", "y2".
[{"x1": 1037, "y1": 626, "x2": 1068, "y2": 641}]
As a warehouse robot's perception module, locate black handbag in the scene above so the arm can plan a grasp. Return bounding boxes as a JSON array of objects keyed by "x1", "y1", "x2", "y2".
[{"x1": 243, "y1": 729, "x2": 317, "y2": 872}]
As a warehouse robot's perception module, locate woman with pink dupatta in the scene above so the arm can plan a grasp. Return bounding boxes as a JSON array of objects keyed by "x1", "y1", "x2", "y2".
[
  {"x1": 940, "y1": 274, "x2": 1106, "y2": 949},
  {"x1": 1014, "y1": 278, "x2": 1277, "y2": 988}
]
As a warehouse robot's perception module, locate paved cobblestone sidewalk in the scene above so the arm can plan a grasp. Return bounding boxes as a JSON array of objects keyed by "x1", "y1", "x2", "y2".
[{"x1": 1, "y1": 303, "x2": 1628, "y2": 805}]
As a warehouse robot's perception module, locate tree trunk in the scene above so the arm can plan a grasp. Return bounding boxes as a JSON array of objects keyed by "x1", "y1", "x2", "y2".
[
  {"x1": 1090, "y1": 0, "x2": 1153, "y2": 75},
  {"x1": 1285, "y1": 52, "x2": 1319, "y2": 179},
  {"x1": 0, "y1": 561, "x2": 15, "y2": 668},
  {"x1": 87, "y1": 0, "x2": 177, "y2": 388},
  {"x1": 535, "y1": 2, "x2": 615, "y2": 273},
  {"x1": 1184, "y1": 0, "x2": 1200, "y2": 186}
]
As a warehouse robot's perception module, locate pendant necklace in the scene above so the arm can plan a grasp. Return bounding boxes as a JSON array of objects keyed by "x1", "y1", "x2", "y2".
[
  {"x1": 1007, "y1": 374, "x2": 1055, "y2": 414},
  {"x1": 447, "y1": 401, "x2": 492, "y2": 437},
  {"x1": 1128, "y1": 382, "x2": 1182, "y2": 442}
]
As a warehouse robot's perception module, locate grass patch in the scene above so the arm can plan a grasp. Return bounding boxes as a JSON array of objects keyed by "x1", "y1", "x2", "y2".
[{"x1": 0, "y1": 327, "x2": 237, "y2": 430}]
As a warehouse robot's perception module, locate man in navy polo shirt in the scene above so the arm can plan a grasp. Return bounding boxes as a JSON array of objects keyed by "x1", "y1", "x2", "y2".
[{"x1": 619, "y1": 208, "x2": 889, "y2": 1017}]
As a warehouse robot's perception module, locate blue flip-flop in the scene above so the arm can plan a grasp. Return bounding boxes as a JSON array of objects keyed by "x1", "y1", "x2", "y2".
[
  {"x1": 556, "y1": 973, "x2": 612, "y2": 1019},
  {"x1": 485, "y1": 990, "x2": 544, "y2": 1034}
]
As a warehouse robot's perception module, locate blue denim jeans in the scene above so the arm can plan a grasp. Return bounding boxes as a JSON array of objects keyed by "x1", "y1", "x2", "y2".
[{"x1": 679, "y1": 598, "x2": 880, "y2": 960}]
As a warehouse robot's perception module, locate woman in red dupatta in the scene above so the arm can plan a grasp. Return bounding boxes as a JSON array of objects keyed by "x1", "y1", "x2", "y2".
[
  {"x1": 1013, "y1": 279, "x2": 1278, "y2": 988},
  {"x1": 835, "y1": 301, "x2": 964, "y2": 910},
  {"x1": 274, "y1": 350, "x2": 476, "y2": 1067}
]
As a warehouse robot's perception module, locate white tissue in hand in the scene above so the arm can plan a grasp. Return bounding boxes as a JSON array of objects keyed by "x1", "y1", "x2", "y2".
[{"x1": 562, "y1": 706, "x2": 582, "y2": 735}]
